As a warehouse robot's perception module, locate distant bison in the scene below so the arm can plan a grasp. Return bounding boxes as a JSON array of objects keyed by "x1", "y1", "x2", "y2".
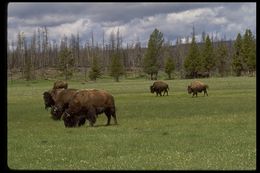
[
  {"x1": 43, "y1": 88, "x2": 78, "y2": 120},
  {"x1": 187, "y1": 80, "x2": 209, "y2": 97},
  {"x1": 197, "y1": 71, "x2": 210, "y2": 78},
  {"x1": 150, "y1": 81, "x2": 169, "y2": 96},
  {"x1": 53, "y1": 80, "x2": 68, "y2": 89},
  {"x1": 62, "y1": 89, "x2": 118, "y2": 127}
]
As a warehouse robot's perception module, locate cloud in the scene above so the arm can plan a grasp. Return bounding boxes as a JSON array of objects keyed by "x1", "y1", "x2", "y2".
[{"x1": 7, "y1": 3, "x2": 256, "y2": 46}]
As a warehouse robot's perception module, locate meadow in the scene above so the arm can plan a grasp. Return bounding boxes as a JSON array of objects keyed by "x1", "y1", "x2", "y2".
[{"x1": 7, "y1": 76, "x2": 256, "y2": 170}]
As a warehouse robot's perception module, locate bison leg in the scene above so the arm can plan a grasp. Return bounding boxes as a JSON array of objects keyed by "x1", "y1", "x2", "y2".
[
  {"x1": 204, "y1": 89, "x2": 208, "y2": 96},
  {"x1": 104, "y1": 111, "x2": 111, "y2": 126},
  {"x1": 111, "y1": 107, "x2": 118, "y2": 125},
  {"x1": 78, "y1": 115, "x2": 87, "y2": 127},
  {"x1": 105, "y1": 107, "x2": 117, "y2": 125},
  {"x1": 86, "y1": 107, "x2": 97, "y2": 127},
  {"x1": 163, "y1": 89, "x2": 168, "y2": 96}
]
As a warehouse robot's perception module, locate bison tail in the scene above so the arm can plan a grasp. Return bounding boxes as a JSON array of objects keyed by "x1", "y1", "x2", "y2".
[{"x1": 205, "y1": 85, "x2": 209, "y2": 89}]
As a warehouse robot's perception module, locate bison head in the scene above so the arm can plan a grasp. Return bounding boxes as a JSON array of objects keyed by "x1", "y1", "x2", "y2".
[
  {"x1": 187, "y1": 85, "x2": 192, "y2": 94},
  {"x1": 150, "y1": 86, "x2": 155, "y2": 93},
  {"x1": 43, "y1": 91, "x2": 55, "y2": 109},
  {"x1": 50, "y1": 106, "x2": 64, "y2": 120}
]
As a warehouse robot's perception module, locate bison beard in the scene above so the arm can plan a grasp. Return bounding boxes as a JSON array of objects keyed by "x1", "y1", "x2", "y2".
[{"x1": 62, "y1": 89, "x2": 118, "y2": 128}]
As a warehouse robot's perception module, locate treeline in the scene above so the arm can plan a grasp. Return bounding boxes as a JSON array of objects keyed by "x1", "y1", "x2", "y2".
[{"x1": 7, "y1": 26, "x2": 256, "y2": 81}]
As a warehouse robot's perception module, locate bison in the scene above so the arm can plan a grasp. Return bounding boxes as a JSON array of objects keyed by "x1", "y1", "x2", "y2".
[
  {"x1": 150, "y1": 81, "x2": 169, "y2": 96},
  {"x1": 62, "y1": 89, "x2": 117, "y2": 127},
  {"x1": 43, "y1": 88, "x2": 78, "y2": 120},
  {"x1": 53, "y1": 80, "x2": 68, "y2": 89},
  {"x1": 187, "y1": 80, "x2": 209, "y2": 97}
]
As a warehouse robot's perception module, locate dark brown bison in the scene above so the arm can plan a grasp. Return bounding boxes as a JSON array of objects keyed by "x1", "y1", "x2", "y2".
[
  {"x1": 187, "y1": 80, "x2": 209, "y2": 97},
  {"x1": 150, "y1": 81, "x2": 169, "y2": 96},
  {"x1": 62, "y1": 89, "x2": 117, "y2": 127},
  {"x1": 53, "y1": 80, "x2": 68, "y2": 89},
  {"x1": 43, "y1": 88, "x2": 77, "y2": 120}
]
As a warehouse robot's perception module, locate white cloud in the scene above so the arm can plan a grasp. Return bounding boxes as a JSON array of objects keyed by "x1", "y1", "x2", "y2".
[{"x1": 7, "y1": 3, "x2": 256, "y2": 47}]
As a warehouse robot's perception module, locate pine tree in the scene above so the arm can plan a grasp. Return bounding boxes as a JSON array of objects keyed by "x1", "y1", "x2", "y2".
[
  {"x1": 89, "y1": 55, "x2": 101, "y2": 81},
  {"x1": 242, "y1": 29, "x2": 256, "y2": 74},
  {"x1": 184, "y1": 30, "x2": 201, "y2": 78},
  {"x1": 58, "y1": 48, "x2": 74, "y2": 80},
  {"x1": 110, "y1": 53, "x2": 124, "y2": 82},
  {"x1": 164, "y1": 56, "x2": 175, "y2": 79},
  {"x1": 143, "y1": 28, "x2": 164, "y2": 80},
  {"x1": 232, "y1": 33, "x2": 243, "y2": 76},
  {"x1": 201, "y1": 35, "x2": 215, "y2": 74},
  {"x1": 216, "y1": 41, "x2": 228, "y2": 77}
]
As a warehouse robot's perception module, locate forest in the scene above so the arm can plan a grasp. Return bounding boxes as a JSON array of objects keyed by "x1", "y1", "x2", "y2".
[{"x1": 7, "y1": 26, "x2": 256, "y2": 81}]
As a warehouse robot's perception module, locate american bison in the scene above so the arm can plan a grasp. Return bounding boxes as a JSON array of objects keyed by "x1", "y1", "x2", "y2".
[
  {"x1": 187, "y1": 80, "x2": 209, "y2": 97},
  {"x1": 43, "y1": 88, "x2": 78, "y2": 120},
  {"x1": 53, "y1": 80, "x2": 68, "y2": 89},
  {"x1": 62, "y1": 89, "x2": 117, "y2": 127},
  {"x1": 150, "y1": 81, "x2": 169, "y2": 96}
]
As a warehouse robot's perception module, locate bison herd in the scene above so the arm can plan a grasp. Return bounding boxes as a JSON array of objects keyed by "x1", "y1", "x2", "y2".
[{"x1": 43, "y1": 80, "x2": 209, "y2": 128}]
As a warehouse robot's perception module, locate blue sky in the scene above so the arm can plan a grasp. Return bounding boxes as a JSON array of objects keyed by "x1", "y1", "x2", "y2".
[{"x1": 8, "y1": 2, "x2": 256, "y2": 47}]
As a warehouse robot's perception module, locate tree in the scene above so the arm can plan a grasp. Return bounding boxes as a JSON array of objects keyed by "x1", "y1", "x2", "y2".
[
  {"x1": 58, "y1": 48, "x2": 74, "y2": 80},
  {"x1": 201, "y1": 35, "x2": 215, "y2": 74},
  {"x1": 24, "y1": 37, "x2": 33, "y2": 81},
  {"x1": 110, "y1": 53, "x2": 124, "y2": 82},
  {"x1": 216, "y1": 41, "x2": 229, "y2": 77},
  {"x1": 164, "y1": 56, "x2": 175, "y2": 79},
  {"x1": 232, "y1": 33, "x2": 243, "y2": 76},
  {"x1": 89, "y1": 55, "x2": 102, "y2": 81},
  {"x1": 242, "y1": 29, "x2": 256, "y2": 74},
  {"x1": 143, "y1": 28, "x2": 164, "y2": 80},
  {"x1": 184, "y1": 28, "x2": 201, "y2": 78}
]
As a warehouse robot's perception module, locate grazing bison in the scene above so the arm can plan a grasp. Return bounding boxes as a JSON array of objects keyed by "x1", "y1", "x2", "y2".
[
  {"x1": 150, "y1": 81, "x2": 169, "y2": 96},
  {"x1": 187, "y1": 80, "x2": 209, "y2": 97},
  {"x1": 53, "y1": 80, "x2": 68, "y2": 89},
  {"x1": 43, "y1": 88, "x2": 78, "y2": 120},
  {"x1": 62, "y1": 89, "x2": 117, "y2": 127}
]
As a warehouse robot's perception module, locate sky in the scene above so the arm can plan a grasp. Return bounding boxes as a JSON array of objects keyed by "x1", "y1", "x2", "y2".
[{"x1": 7, "y1": 2, "x2": 256, "y2": 47}]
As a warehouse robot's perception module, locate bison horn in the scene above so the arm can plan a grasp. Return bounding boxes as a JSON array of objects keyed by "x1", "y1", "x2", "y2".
[{"x1": 64, "y1": 111, "x2": 71, "y2": 117}]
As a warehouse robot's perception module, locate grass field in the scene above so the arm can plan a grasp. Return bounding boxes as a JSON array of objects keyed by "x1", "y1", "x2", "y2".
[{"x1": 7, "y1": 76, "x2": 256, "y2": 170}]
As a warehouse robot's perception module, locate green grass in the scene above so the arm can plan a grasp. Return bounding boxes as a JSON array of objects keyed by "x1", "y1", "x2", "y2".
[{"x1": 7, "y1": 77, "x2": 256, "y2": 170}]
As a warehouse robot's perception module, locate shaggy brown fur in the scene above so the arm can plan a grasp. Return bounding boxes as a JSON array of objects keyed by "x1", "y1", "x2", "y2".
[
  {"x1": 62, "y1": 89, "x2": 117, "y2": 127},
  {"x1": 51, "y1": 89, "x2": 78, "y2": 120},
  {"x1": 53, "y1": 80, "x2": 68, "y2": 89},
  {"x1": 150, "y1": 81, "x2": 169, "y2": 96},
  {"x1": 187, "y1": 80, "x2": 209, "y2": 97}
]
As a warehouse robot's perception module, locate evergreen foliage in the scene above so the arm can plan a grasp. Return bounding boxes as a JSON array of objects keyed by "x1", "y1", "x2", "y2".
[
  {"x1": 110, "y1": 53, "x2": 124, "y2": 82},
  {"x1": 184, "y1": 33, "x2": 201, "y2": 78},
  {"x1": 89, "y1": 55, "x2": 102, "y2": 81},
  {"x1": 58, "y1": 48, "x2": 74, "y2": 80},
  {"x1": 143, "y1": 28, "x2": 164, "y2": 80}
]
